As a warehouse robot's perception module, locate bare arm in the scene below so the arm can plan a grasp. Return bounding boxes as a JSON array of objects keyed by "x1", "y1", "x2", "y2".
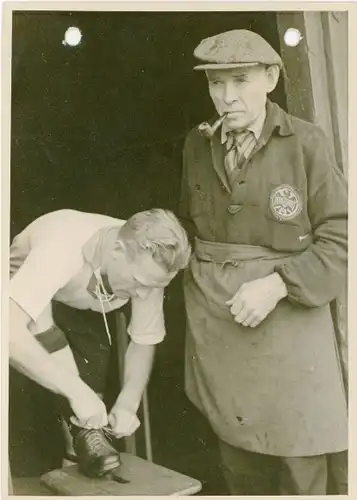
[
  {"x1": 107, "y1": 289, "x2": 163, "y2": 436},
  {"x1": 112, "y1": 340, "x2": 155, "y2": 414},
  {"x1": 10, "y1": 299, "x2": 83, "y2": 396},
  {"x1": 10, "y1": 298, "x2": 108, "y2": 427}
]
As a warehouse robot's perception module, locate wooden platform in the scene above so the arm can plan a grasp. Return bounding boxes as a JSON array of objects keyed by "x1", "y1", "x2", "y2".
[
  {"x1": 12, "y1": 476, "x2": 54, "y2": 496},
  {"x1": 40, "y1": 453, "x2": 202, "y2": 496}
]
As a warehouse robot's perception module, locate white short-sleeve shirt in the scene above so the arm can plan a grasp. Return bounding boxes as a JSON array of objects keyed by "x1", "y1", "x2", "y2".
[{"x1": 10, "y1": 209, "x2": 166, "y2": 344}]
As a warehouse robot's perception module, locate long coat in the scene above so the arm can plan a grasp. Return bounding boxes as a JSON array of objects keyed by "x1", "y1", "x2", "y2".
[{"x1": 179, "y1": 100, "x2": 348, "y2": 456}]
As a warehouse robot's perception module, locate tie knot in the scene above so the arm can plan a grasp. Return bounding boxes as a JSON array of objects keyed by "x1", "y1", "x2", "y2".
[{"x1": 226, "y1": 130, "x2": 250, "y2": 150}]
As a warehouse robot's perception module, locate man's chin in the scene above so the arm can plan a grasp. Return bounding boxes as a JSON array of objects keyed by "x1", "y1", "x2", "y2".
[{"x1": 225, "y1": 115, "x2": 249, "y2": 130}]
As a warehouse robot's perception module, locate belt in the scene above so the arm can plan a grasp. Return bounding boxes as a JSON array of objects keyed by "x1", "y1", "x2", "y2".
[{"x1": 194, "y1": 237, "x2": 299, "y2": 263}]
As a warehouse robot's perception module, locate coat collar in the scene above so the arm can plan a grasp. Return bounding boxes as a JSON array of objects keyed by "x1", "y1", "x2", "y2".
[{"x1": 259, "y1": 99, "x2": 294, "y2": 143}]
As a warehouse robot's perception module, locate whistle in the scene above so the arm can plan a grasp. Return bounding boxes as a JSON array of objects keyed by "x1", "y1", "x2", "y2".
[{"x1": 198, "y1": 114, "x2": 227, "y2": 138}]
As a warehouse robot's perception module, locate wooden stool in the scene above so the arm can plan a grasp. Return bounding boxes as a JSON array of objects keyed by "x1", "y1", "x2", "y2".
[
  {"x1": 39, "y1": 312, "x2": 201, "y2": 495},
  {"x1": 40, "y1": 453, "x2": 202, "y2": 496},
  {"x1": 10, "y1": 312, "x2": 202, "y2": 495}
]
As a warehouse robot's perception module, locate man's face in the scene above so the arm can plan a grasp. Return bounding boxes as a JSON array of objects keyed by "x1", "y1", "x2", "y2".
[
  {"x1": 206, "y1": 65, "x2": 274, "y2": 131},
  {"x1": 106, "y1": 246, "x2": 177, "y2": 300}
]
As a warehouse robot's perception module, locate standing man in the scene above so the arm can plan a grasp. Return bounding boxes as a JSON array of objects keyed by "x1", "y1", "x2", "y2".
[
  {"x1": 179, "y1": 29, "x2": 348, "y2": 495},
  {"x1": 10, "y1": 208, "x2": 190, "y2": 477}
]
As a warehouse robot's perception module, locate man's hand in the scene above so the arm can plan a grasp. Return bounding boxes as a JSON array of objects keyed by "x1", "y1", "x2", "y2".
[
  {"x1": 68, "y1": 385, "x2": 109, "y2": 429},
  {"x1": 108, "y1": 405, "x2": 140, "y2": 438},
  {"x1": 226, "y1": 272, "x2": 288, "y2": 328}
]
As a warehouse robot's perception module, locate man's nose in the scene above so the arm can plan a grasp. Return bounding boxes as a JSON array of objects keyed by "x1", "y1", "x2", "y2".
[{"x1": 223, "y1": 82, "x2": 238, "y2": 104}]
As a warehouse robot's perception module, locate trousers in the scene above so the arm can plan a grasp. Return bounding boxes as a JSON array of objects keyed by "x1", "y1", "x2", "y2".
[{"x1": 219, "y1": 439, "x2": 348, "y2": 495}]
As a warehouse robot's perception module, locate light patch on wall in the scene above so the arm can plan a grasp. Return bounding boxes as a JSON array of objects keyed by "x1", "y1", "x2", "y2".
[
  {"x1": 62, "y1": 27, "x2": 82, "y2": 47},
  {"x1": 284, "y1": 28, "x2": 302, "y2": 47}
]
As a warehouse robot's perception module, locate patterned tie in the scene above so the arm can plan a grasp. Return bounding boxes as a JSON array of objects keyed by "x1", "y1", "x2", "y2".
[{"x1": 224, "y1": 130, "x2": 255, "y2": 186}]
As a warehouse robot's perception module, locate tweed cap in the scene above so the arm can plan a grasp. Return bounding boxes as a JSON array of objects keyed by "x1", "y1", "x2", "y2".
[{"x1": 193, "y1": 29, "x2": 282, "y2": 70}]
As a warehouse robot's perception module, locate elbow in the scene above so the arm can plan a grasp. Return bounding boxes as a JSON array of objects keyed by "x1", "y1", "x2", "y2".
[
  {"x1": 9, "y1": 302, "x2": 32, "y2": 360},
  {"x1": 127, "y1": 340, "x2": 156, "y2": 362},
  {"x1": 129, "y1": 340, "x2": 156, "y2": 355},
  {"x1": 9, "y1": 330, "x2": 27, "y2": 364},
  {"x1": 9, "y1": 337, "x2": 26, "y2": 373}
]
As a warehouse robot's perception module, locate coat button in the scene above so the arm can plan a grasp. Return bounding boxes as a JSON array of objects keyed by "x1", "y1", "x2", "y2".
[{"x1": 228, "y1": 204, "x2": 243, "y2": 214}]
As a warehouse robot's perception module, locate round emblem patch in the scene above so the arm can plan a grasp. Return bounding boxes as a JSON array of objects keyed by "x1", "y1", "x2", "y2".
[{"x1": 269, "y1": 184, "x2": 302, "y2": 221}]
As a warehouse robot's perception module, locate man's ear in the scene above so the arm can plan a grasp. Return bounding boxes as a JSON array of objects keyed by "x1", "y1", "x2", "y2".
[
  {"x1": 111, "y1": 239, "x2": 125, "y2": 257},
  {"x1": 265, "y1": 64, "x2": 280, "y2": 93},
  {"x1": 113, "y1": 238, "x2": 138, "y2": 261},
  {"x1": 115, "y1": 239, "x2": 125, "y2": 250}
]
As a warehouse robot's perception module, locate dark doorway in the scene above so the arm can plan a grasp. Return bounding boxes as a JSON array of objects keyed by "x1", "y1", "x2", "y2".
[
  {"x1": 10, "y1": 10, "x2": 287, "y2": 494},
  {"x1": 11, "y1": 10, "x2": 286, "y2": 234}
]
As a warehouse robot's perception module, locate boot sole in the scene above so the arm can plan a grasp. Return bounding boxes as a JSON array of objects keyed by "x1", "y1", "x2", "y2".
[{"x1": 80, "y1": 456, "x2": 121, "y2": 478}]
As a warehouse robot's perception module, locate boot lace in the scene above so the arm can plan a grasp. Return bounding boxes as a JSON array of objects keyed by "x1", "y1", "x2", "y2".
[{"x1": 76, "y1": 426, "x2": 117, "y2": 456}]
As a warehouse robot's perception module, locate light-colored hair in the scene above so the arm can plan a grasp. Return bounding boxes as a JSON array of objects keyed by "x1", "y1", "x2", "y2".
[{"x1": 119, "y1": 209, "x2": 191, "y2": 273}]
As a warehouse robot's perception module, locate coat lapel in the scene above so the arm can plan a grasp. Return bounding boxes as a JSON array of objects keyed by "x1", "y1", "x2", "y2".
[{"x1": 209, "y1": 133, "x2": 231, "y2": 193}]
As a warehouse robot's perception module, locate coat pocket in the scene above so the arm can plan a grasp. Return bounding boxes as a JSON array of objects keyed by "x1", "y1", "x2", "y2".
[{"x1": 189, "y1": 182, "x2": 208, "y2": 217}]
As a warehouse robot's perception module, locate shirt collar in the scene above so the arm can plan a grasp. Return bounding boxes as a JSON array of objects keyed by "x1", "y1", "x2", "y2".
[{"x1": 221, "y1": 105, "x2": 267, "y2": 144}]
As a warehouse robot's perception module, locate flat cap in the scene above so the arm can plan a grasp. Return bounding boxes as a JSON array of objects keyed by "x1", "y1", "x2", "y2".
[{"x1": 193, "y1": 29, "x2": 282, "y2": 70}]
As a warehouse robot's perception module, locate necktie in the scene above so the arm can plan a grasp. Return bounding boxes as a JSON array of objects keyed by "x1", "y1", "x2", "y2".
[{"x1": 224, "y1": 130, "x2": 254, "y2": 186}]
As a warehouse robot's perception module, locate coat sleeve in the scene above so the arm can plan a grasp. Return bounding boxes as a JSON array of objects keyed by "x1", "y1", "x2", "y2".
[{"x1": 274, "y1": 126, "x2": 348, "y2": 307}]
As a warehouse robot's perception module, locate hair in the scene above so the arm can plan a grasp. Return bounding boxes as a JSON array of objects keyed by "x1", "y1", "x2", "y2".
[{"x1": 118, "y1": 209, "x2": 191, "y2": 273}]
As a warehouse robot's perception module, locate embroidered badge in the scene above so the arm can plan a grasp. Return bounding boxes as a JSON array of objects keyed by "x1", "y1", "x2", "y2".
[{"x1": 269, "y1": 184, "x2": 302, "y2": 221}]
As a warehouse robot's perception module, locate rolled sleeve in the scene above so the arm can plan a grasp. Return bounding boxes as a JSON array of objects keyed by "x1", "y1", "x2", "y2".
[{"x1": 127, "y1": 288, "x2": 166, "y2": 345}]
